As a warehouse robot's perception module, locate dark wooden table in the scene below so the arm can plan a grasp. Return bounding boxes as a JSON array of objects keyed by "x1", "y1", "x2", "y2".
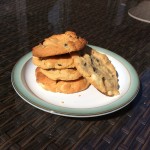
[{"x1": 1, "y1": 0, "x2": 150, "y2": 149}]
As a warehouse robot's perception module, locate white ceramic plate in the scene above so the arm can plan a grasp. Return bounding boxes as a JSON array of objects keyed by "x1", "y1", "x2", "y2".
[{"x1": 11, "y1": 45, "x2": 139, "y2": 117}]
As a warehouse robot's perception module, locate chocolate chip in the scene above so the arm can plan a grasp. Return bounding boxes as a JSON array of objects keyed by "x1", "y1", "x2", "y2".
[
  {"x1": 64, "y1": 43, "x2": 68, "y2": 47},
  {"x1": 96, "y1": 59, "x2": 99, "y2": 62},
  {"x1": 102, "y1": 77, "x2": 105, "y2": 85},
  {"x1": 58, "y1": 64, "x2": 62, "y2": 66},
  {"x1": 93, "y1": 67, "x2": 96, "y2": 72},
  {"x1": 84, "y1": 62, "x2": 87, "y2": 66}
]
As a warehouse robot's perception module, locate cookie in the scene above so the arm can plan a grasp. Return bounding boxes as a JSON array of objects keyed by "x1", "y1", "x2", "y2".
[
  {"x1": 32, "y1": 31, "x2": 87, "y2": 57},
  {"x1": 32, "y1": 53, "x2": 75, "y2": 69},
  {"x1": 35, "y1": 67, "x2": 90, "y2": 94},
  {"x1": 39, "y1": 67, "x2": 82, "y2": 81},
  {"x1": 72, "y1": 46, "x2": 119, "y2": 96}
]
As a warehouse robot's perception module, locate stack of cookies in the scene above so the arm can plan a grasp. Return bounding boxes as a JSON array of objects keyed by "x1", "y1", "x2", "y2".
[
  {"x1": 32, "y1": 31, "x2": 90, "y2": 94},
  {"x1": 32, "y1": 31, "x2": 119, "y2": 96}
]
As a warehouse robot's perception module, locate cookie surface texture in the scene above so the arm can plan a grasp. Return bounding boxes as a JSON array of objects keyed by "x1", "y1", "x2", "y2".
[
  {"x1": 32, "y1": 53, "x2": 75, "y2": 69},
  {"x1": 35, "y1": 67, "x2": 90, "y2": 94},
  {"x1": 39, "y1": 67, "x2": 82, "y2": 81},
  {"x1": 72, "y1": 46, "x2": 119, "y2": 96},
  {"x1": 32, "y1": 31, "x2": 87, "y2": 57}
]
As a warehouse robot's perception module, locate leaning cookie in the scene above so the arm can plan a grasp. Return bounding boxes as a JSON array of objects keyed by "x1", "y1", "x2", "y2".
[
  {"x1": 72, "y1": 46, "x2": 119, "y2": 96},
  {"x1": 35, "y1": 67, "x2": 90, "y2": 94},
  {"x1": 32, "y1": 31, "x2": 87, "y2": 57},
  {"x1": 32, "y1": 53, "x2": 75, "y2": 69},
  {"x1": 39, "y1": 67, "x2": 82, "y2": 81}
]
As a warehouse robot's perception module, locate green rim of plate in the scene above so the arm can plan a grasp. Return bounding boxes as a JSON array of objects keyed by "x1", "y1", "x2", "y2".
[{"x1": 11, "y1": 45, "x2": 140, "y2": 117}]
